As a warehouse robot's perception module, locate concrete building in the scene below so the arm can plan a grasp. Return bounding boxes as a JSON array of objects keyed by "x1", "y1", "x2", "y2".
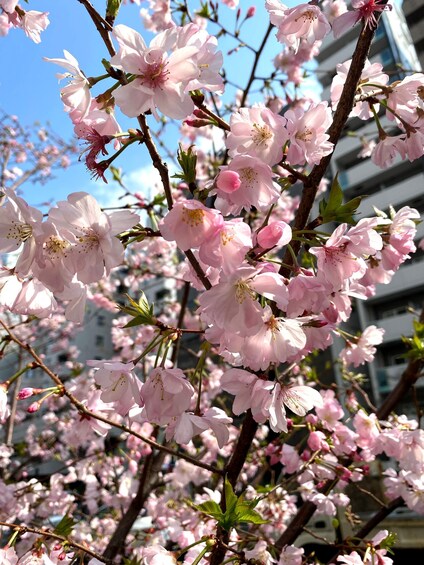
[
  {"x1": 403, "y1": 0, "x2": 424, "y2": 69},
  {"x1": 316, "y1": 5, "x2": 424, "y2": 411}
]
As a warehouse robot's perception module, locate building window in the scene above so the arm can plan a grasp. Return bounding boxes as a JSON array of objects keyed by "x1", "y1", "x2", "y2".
[
  {"x1": 95, "y1": 335, "x2": 105, "y2": 347},
  {"x1": 97, "y1": 314, "x2": 105, "y2": 327}
]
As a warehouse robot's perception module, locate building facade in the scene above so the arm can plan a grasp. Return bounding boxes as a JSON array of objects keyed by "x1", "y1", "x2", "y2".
[{"x1": 316, "y1": 5, "x2": 424, "y2": 410}]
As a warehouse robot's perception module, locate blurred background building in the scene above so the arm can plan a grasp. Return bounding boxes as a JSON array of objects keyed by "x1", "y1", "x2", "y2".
[{"x1": 316, "y1": 2, "x2": 424, "y2": 412}]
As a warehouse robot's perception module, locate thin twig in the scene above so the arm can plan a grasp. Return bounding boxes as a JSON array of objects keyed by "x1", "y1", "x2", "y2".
[{"x1": 0, "y1": 520, "x2": 112, "y2": 564}]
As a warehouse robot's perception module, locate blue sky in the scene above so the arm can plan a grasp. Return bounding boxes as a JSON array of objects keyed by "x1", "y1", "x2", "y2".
[{"x1": 0, "y1": 0, "x2": 301, "y2": 208}]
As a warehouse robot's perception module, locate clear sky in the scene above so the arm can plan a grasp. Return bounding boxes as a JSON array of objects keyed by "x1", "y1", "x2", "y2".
[{"x1": 0, "y1": 0, "x2": 302, "y2": 209}]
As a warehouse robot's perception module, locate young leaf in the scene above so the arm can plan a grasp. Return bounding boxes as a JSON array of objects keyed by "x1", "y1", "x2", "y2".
[
  {"x1": 319, "y1": 174, "x2": 363, "y2": 225},
  {"x1": 53, "y1": 515, "x2": 75, "y2": 538}
]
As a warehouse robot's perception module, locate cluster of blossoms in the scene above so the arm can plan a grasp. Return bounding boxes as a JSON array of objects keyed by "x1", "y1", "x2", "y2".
[
  {"x1": 0, "y1": 113, "x2": 75, "y2": 188},
  {"x1": 0, "y1": 0, "x2": 49, "y2": 42},
  {"x1": 1, "y1": 1, "x2": 424, "y2": 565},
  {"x1": 332, "y1": 60, "x2": 424, "y2": 167},
  {"x1": 0, "y1": 189, "x2": 139, "y2": 321}
]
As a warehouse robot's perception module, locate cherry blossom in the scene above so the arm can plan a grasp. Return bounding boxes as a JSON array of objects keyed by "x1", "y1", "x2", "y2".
[
  {"x1": 225, "y1": 104, "x2": 288, "y2": 165},
  {"x1": 284, "y1": 101, "x2": 333, "y2": 165},
  {"x1": 159, "y1": 199, "x2": 223, "y2": 251},
  {"x1": 45, "y1": 51, "x2": 91, "y2": 117},
  {"x1": 340, "y1": 325, "x2": 385, "y2": 367}
]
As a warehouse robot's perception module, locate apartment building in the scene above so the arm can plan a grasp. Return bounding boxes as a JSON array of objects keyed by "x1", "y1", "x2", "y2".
[{"x1": 316, "y1": 3, "x2": 424, "y2": 410}]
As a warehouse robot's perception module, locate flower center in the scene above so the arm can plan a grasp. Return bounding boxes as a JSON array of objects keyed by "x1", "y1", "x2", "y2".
[
  {"x1": 296, "y1": 9, "x2": 317, "y2": 22},
  {"x1": 77, "y1": 227, "x2": 100, "y2": 252},
  {"x1": 239, "y1": 167, "x2": 258, "y2": 189},
  {"x1": 6, "y1": 221, "x2": 33, "y2": 242},
  {"x1": 181, "y1": 207, "x2": 205, "y2": 227},
  {"x1": 45, "y1": 235, "x2": 70, "y2": 258},
  {"x1": 296, "y1": 128, "x2": 313, "y2": 142},
  {"x1": 139, "y1": 51, "x2": 169, "y2": 89},
  {"x1": 234, "y1": 279, "x2": 256, "y2": 304},
  {"x1": 251, "y1": 123, "x2": 273, "y2": 147}
]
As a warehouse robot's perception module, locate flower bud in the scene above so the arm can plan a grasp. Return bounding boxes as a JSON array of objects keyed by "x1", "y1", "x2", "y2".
[
  {"x1": 257, "y1": 221, "x2": 292, "y2": 249},
  {"x1": 27, "y1": 401, "x2": 41, "y2": 413},
  {"x1": 246, "y1": 6, "x2": 256, "y2": 18},
  {"x1": 18, "y1": 387, "x2": 41, "y2": 400},
  {"x1": 216, "y1": 170, "x2": 241, "y2": 193}
]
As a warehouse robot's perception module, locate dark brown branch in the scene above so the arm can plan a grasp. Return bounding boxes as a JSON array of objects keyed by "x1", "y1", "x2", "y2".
[
  {"x1": 78, "y1": 0, "x2": 115, "y2": 58},
  {"x1": 209, "y1": 411, "x2": 258, "y2": 565},
  {"x1": 239, "y1": 23, "x2": 273, "y2": 108},
  {"x1": 279, "y1": 15, "x2": 389, "y2": 279},
  {"x1": 103, "y1": 450, "x2": 167, "y2": 560}
]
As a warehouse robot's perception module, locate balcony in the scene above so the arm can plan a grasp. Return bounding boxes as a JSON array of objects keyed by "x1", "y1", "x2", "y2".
[
  {"x1": 359, "y1": 172, "x2": 424, "y2": 215},
  {"x1": 376, "y1": 363, "x2": 424, "y2": 393},
  {"x1": 371, "y1": 259, "x2": 424, "y2": 300},
  {"x1": 371, "y1": 312, "x2": 415, "y2": 343}
]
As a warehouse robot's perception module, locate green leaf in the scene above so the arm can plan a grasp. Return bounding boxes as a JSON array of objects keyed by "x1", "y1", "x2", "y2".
[
  {"x1": 106, "y1": 0, "x2": 122, "y2": 21},
  {"x1": 319, "y1": 174, "x2": 363, "y2": 225},
  {"x1": 53, "y1": 515, "x2": 75, "y2": 538},
  {"x1": 172, "y1": 144, "x2": 197, "y2": 185},
  {"x1": 196, "y1": 2, "x2": 211, "y2": 18},
  {"x1": 234, "y1": 505, "x2": 268, "y2": 525},
  {"x1": 195, "y1": 500, "x2": 224, "y2": 521},
  {"x1": 118, "y1": 292, "x2": 156, "y2": 327},
  {"x1": 224, "y1": 478, "x2": 238, "y2": 514}
]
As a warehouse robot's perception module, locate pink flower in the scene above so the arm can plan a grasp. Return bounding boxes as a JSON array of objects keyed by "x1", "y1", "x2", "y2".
[
  {"x1": 0, "y1": 188, "x2": 43, "y2": 276},
  {"x1": 340, "y1": 325, "x2": 384, "y2": 367},
  {"x1": 199, "y1": 218, "x2": 253, "y2": 274},
  {"x1": 244, "y1": 541, "x2": 275, "y2": 564},
  {"x1": 310, "y1": 224, "x2": 367, "y2": 291},
  {"x1": 0, "y1": 384, "x2": 10, "y2": 423},
  {"x1": 215, "y1": 170, "x2": 241, "y2": 193},
  {"x1": 18, "y1": 9, "x2": 49, "y2": 43},
  {"x1": 140, "y1": 367, "x2": 194, "y2": 426},
  {"x1": 331, "y1": 59, "x2": 389, "y2": 119},
  {"x1": 0, "y1": 547, "x2": 18, "y2": 565},
  {"x1": 48, "y1": 192, "x2": 139, "y2": 284},
  {"x1": 371, "y1": 134, "x2": 405, "y2": 168},
  {"x1": 198, "y1": 265, "x2": 289, "y2": 337},
  {"x1": 257, "y1": 221, "x2": 292, "y2": 249},
  {"x1": 44, "y1": 51, "x2": 91, "y2": 117},
  {"x1": 214, "y1": 154, "x2": 280, "y2": 215},
  {"x1": 142, "y1": 545, "x2": 176, "y2": 565},
  {"x1": 175, "y1": 24, "x2": 224, "y2": 94},
  {"x1": 278, "y1": 545, "x2": 304, "y2": 565},
  {"x1": 226, "y1": 104, "x2": 288, "y2": 165},
  {"x1": 110, "y1": 24, "x2": 199, "y2": 119},
  {"x1": 285, "y1": 102, "x2": 333, "y2": 166},
  {"x1": 12, "y1": 278, "x2": 57, "y2": 318},
  {"x1": 159, "y1": 199, "x2": 223, "y2": 251},
  {"x1": 268, "y1": 383, "x2": 323, "y2": 433},
  {"x1": 0, "y1": 1, "x2": 19, "y2": 13},
  {"x1": 266, "y1": 1, "x2": 331, "y2": 51},
  {"x1": 333, "y1": 0, "x2": 391, "y2": 38},
  {"x1": 239, "y1": 309, "x2": 307, "y2": 371},
  {"x1": 87, "y1": 360, "x2": 141, "y2": 416}
]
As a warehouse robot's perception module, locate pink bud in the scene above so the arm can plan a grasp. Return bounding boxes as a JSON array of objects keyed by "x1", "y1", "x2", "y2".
[
  {"x1": 257, "y1": 221, "x2": 292, "y2": 249},
  {"x1": 340, "y1": 468, "x2": 352, "y2": 482},
  {"x1": 184, "y1": 118, "x2": 212, "y2": 128},
  {"x1": 307, "y1": 430, "x2": 327, "y2": 452},
  {"x1": 301, "y1": 449, "x2": 310, "y2": 462},
  {"x1": 216, "y1": 170, "x2": 241, "y2": 193},
  {"x1": 18, "y1": 387, "x2": 37, "y2": 400},
  {"x1": 246, "y1": 6, "x2": 256, "y2": 18},
  {"x1": 27, "y1": 401, "x2": 41, "y2": 413},
  {"x1": 193, "y1": 108, "x2": 209, "y2": 119}
]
